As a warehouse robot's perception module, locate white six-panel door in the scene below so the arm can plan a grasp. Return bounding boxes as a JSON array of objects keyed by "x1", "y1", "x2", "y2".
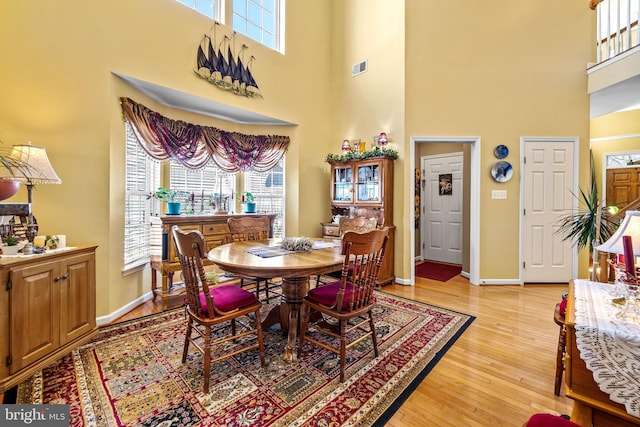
[
  {"x1": 422, "y1": 153, "x2": 463, "y2": 264},
  {"x1": 522, "y1": 139, "x2": 575, "y2": 283}
]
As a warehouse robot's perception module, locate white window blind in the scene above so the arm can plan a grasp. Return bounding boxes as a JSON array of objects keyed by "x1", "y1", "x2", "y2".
[
  {"x1": 244, "y1": 156, "x2": 284, "y2": 237},
  {"x1": 170, "y1": 161, "x2": 237, "y2": 214},
  {"x1": 124, "y1": 122, "x2": 160, "y2": 270}
]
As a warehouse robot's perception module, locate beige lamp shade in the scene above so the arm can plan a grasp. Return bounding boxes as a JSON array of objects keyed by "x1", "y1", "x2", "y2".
[
  {"x1": 595, "y1": 211, "x2": 640, "y2": 255},
  {"x1": 10, "y1": 143, "x2": 61, "y2": 184}
]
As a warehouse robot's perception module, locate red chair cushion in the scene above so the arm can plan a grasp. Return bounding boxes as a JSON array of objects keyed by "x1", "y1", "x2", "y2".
[
  {"x1": 307, "y1": 281, "x2": 354, "y2": 312},
  {"x1": 526, "y1": 414, "x2": 581, "y2": 427},
  {"x1": 199, "y1": 284, "x2": 258, "y2": 313},
  {"x1": 559, "y1": 292, "x2": 568, "y2": 317}
]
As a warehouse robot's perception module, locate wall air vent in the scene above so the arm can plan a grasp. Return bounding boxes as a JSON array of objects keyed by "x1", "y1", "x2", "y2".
[{"x1": 352, "y1": 60, "x2": 368, "y2": 77}]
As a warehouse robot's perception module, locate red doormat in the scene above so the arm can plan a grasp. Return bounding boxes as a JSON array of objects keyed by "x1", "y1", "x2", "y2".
[{"x1": 415, "y1": 261, "x2": 462, "y2": 282}]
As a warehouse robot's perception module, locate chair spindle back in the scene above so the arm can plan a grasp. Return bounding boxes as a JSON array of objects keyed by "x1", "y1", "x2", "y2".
[{"x1": 336, "y1": 229, "x2": 388, "y2": 312}]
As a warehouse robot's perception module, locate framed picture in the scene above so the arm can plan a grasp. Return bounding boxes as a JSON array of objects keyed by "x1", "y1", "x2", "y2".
[{"x1": 439, "y1": 174, "x2": 453, "y2": 195}]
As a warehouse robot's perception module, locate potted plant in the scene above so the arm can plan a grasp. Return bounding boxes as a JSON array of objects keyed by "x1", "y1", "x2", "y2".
[
  {"x1": 2, "y1": 235, "x2": 21, "y2": 255},
  {"x1": 242, "y1": 192, "x2": 256, "y2": 213},
  {"x1": 556, "y1": 163, "x2": 618, "y2": 280},
  {"x1": 151, "y1": 187, "x2": 189, "y2": 215}
]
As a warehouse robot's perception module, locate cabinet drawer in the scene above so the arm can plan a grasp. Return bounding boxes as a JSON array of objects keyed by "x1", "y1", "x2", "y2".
[
  {"x1": 203, "y1": 223, "x2": 230, "y2": 235},
  {"x1": 204, "y1": 236, "x2": 229, "y2": 252},
  {"x1": 323, "y1": 224, "x2": 340, "y2": 237}
]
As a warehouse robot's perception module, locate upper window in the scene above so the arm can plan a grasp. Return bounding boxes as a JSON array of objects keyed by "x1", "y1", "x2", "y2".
[
  {"x1": 232, "y1": 0, "x2": 281, "y2": 51},
  {"x1": 176, "y1": 0, "x2": 219, "y2": 19},
  {"x1": 176, "y1": 0, "x2": 283, "y2": 52}
]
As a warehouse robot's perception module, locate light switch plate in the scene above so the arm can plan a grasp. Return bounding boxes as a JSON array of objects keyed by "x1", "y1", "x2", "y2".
[{"x1": 492, "y1": 190, "x2": 507, "y2": 199}]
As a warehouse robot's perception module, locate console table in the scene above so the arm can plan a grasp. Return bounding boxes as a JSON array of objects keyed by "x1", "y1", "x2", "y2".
[
  {"x1": 565, "y1": 279, "x2": 640, "y2": 427},
  {"x1": 150, "y1": 213, "x2": 275, "y2": 310}
]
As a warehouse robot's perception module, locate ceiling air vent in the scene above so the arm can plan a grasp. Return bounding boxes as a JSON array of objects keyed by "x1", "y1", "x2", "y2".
[{"x1": 352, "y1": 60, "x2": 368, "y2": 77}]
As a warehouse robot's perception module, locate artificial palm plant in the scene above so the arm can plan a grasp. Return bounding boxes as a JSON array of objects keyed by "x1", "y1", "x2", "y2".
[{"x1": 556, "y1": 162, "x2": 617, "y2": 251}]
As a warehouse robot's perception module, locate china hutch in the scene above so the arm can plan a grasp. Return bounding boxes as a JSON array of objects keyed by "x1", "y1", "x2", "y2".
[{"x1": 324, "y1": 156, "x2": 395, "y2": 285}]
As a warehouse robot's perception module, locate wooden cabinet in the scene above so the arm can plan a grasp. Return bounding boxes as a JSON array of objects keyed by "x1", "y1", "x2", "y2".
[
  {"x1": 151, "y1": 214, "x2": 276, "y2": 310},
  {"x1": 328, "y1": 156, "x2": 395, "y2": 285},
  {"x1": 0, "y1": 246, "x2": 98, "y2": 393}
]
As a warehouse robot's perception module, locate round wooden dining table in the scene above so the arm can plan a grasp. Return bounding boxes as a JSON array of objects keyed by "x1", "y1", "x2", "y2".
[{"x1": 207, "y1": 238, "x2": 344, "y2": 361}]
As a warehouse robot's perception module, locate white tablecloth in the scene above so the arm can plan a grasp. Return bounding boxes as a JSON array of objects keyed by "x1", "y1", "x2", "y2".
[{"x1": 573, "y1": 279, "x2": 640, "y2": 418}]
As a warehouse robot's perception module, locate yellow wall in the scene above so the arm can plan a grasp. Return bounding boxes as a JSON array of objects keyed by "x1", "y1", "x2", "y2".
[
  {"x1": 404, "y1": 0, "x2": 594, "y2": 279},
  {"x1": 0, "y1": 0, "x2": 334, "y2": 317},
  {"x1": 591, "y1": 109, "x2": 640, "y2": 199},
  {"x1": 0, "y1": 0, "x2": 601, "y2": 318},
  {"x1": 328, "y1": 0, "x2": 406, "y2": 278}
]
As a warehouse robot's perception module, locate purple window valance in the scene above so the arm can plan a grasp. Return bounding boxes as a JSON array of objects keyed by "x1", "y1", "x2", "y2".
[{"x1": 120, "y1": 97, "x2": 289, "y2": 172}]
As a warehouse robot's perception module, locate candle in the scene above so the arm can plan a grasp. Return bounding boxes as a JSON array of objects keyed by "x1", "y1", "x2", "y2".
[{"x1": 623, "y1": 235, "x2": 636, "y2": 278}]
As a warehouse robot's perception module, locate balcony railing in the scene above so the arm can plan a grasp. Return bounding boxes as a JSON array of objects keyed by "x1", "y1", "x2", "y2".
[{"x1": 592, "y1": 0, "x2": 640, "y2": 63}]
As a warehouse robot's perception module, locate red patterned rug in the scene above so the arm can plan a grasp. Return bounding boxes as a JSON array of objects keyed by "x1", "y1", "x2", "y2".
[
  {"x1": 415, "y1": 261, "x2": 462, "y2": 282},
  {"x1": 14, "y1": 289, "x2": 473, "y2": 426}
]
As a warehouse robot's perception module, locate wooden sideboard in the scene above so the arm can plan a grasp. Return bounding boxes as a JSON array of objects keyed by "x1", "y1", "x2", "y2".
[
  {"x1": 565, "y1": 280, "x2": 640, "y2": 427},
  {"x1": 0, "y1": 245, "x2": 98, "y2": 393},
  {"x1": 151, "y1": 214, "x2": 275, "y2": 310}
]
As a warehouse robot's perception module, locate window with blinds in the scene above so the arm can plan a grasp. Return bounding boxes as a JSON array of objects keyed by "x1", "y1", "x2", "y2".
[
  {"x1": 124, "y1": 122, "x2": 160, "y2": 270},
  {"x1": 244, "y1": 157, "x2": 284, "y2": 237},
  {"x1": 169, "y1": 162, "x2": 237, "y2": 213}
]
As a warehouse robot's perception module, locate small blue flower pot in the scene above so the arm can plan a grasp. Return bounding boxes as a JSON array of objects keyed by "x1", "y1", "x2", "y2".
[
  {"x1": 243, "y1": 202, "x2": 256, "y2": 213},
  {"x1": 167, "y1": 202, "x2": 181, "y2": 215}
]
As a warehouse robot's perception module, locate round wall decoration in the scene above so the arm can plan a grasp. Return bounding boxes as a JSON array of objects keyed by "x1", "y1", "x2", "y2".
[
  {"x1": 491, "y1": 161, "x2": 513, "y2": 183},
  {"x1": 494, "y1": 145, "x2": 509, "y2": 159}
]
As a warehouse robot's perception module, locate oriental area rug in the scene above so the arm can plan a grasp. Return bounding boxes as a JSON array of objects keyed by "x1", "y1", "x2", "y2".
[{"x1": 15, "y1": 289, "x2": 474, "y2": 427}]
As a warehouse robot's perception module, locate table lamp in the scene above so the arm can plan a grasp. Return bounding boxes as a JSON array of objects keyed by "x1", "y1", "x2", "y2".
[
  {"x1": 595, "y1": 210, "x2": 640, "y2": 322},
  {"x1": 10, "y1": 143, "x2": 62, "y2": 242}
]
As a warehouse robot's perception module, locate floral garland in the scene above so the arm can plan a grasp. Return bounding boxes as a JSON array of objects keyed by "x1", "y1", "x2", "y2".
[
  {"x1": 325, "y1": 146, "x2": 398, "y2": 163},
  {"x1": 281, "y1": 237, "x2": 313, "y2": 251}
]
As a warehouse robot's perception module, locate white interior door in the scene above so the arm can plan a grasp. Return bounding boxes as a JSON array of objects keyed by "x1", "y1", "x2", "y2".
[
  {"x1": 422, "y1": 153, "x2": 463, "y2": 264},
  {"x1": 522, "y1": 139, "x2": 575, "y2": 283}
]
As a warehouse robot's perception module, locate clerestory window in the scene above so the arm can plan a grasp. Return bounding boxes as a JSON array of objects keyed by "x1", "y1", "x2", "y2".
[{"x1": 175, "y1": 0, "x2": 283, "y2": 52}]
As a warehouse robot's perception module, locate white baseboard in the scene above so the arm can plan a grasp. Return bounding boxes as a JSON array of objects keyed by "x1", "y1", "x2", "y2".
[
  {"x1": 476, "y1": 278, "x2": 522, "y2": 285},
  {"x1": 96, "y1": 292, "x2": 154, "y2": 326}
]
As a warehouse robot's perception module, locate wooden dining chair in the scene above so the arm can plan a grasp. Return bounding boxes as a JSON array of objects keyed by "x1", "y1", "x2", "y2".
[
  {"x1": 227, "y1": 216, "x2": 281, "y2": 302},
  {"x1": 315, "y1": 216, "x2": 378, "y2": 287},
  {"x1": 554, "y1": 297, "x2": 567, "y2": 396},
  {"x1": 172, "y1": 226, "x2": 265, "y2": 393},
  {"x1": 298, "y1": 229, "x2": 389, "y2": 382},
  {"x1": 338, "y1": 216, "x2": 378, "y2": 237}
]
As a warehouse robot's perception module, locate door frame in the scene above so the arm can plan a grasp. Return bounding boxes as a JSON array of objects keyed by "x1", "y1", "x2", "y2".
[
  {"x1": 420, "y1": 152, "x2": 464, "y2": 264},
  {"x1": 409, "y1": 136, "x2": 480, "y2": 286},
  {"x1": 519, "y1": 136, "x2": 579, "y2": 284}
]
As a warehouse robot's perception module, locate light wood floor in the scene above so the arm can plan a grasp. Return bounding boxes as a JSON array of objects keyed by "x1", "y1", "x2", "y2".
[{"x1": 114, "y1": 273, "x2": 574, "y2": 426}]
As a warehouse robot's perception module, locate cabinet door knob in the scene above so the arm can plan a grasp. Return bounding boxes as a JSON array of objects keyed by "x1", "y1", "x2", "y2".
[{"x1": 55, "y1": 274, "x2": 69, "y2": 282}]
